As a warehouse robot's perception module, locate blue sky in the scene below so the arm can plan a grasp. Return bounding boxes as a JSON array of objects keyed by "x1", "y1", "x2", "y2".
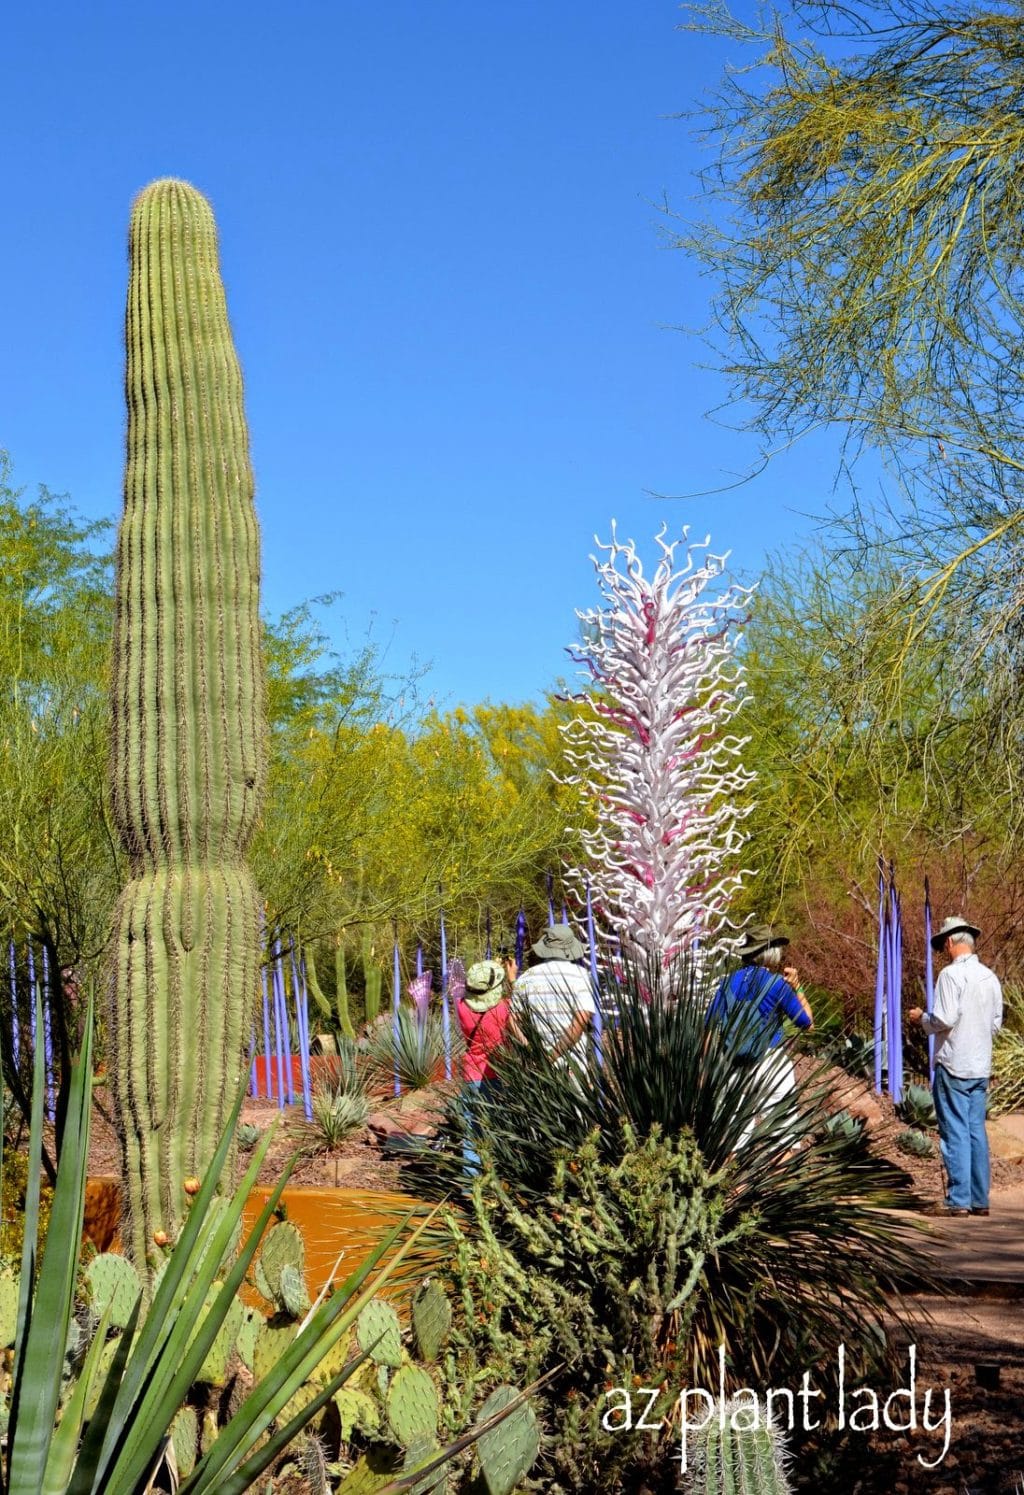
[{"x1": 3, "y1": 2, "x2": 848, "y2": 708}]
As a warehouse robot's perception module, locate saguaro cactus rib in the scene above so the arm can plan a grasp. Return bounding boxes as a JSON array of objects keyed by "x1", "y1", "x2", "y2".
[
  {"x1": 113, "y1": 180, "x2": 263, "y2": 867},
  {"x1": 110, "y1": 180, "x2": 266, "y2": 1266}
]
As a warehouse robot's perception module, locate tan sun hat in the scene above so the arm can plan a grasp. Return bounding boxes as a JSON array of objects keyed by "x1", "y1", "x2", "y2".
[{"x1": 930, "y1": 915, "x2": 981, "y2": 951}]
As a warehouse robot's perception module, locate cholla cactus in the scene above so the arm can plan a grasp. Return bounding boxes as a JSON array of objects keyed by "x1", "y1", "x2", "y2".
[{"x1": 562, "y1": 525, "x2": 754, "y2": 962}]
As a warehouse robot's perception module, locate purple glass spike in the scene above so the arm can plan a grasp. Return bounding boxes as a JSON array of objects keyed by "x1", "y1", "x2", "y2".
[
  {"x1": 416, "y1": 942, "x2": 423, "y2": 978},
  {"x1": 873, "y1": 861, "x2": 885, "y2": 1095},
  {"x1": 924, "y1": 877, "x2": 935, "y2": 1082},
  {"x1": 393, "y1": 934, "x2": 402, "y2": 1098},
  {"x1": 41, "y1": 944, "x2": 54, "y2": 1121},
  {"x1": 272, "y1": 939, "x2": 290, "y2": 1108},
  {"x1": 27, "y1": 941, "x2": 37, "y2": 1057},
  {"x1": 292, "y1": 945, "x2": 313, "y2": 1121},
  {"x1": 515, "y1": 908, "x2": 526, "y2": 974},
  {"x1": 261, "y1": 957, "x2": 273, "y2": 1100},
  {"x1": 9, "y1": 942, "x2": 19, "y2": 1070}
]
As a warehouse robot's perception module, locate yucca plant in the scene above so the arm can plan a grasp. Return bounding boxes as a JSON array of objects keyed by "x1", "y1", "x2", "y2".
[
  {"x1": 0, "y1": 994, "x2": 461, "y2": 1494},
  {"x1": 367, "y1": 1007, "x2": 451, "y2": 1091},
  {"x1": 296, "y1": 1087, "x2": 370, "y2": 1153},
  {"x1": 414, "y1": 951, "x2": 935, "y2": 1480},
  {"x1": 316, "y1": 1035, "x2": 367, "y2": 1099}
]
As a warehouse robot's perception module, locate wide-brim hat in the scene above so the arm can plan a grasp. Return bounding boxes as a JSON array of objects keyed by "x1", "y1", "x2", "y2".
[
  {"x1": 736, "y1": 923, "x2": 790, "y2": 960},
  {"x1": 930, "y1": 915, "x2": 981, "y2": 951},
  {"x1": 531, "y1": 924, "x2": 586, "y2": 962},
  {"x1": 465, "y1": 959, "x2": 506, "y2": 996}
]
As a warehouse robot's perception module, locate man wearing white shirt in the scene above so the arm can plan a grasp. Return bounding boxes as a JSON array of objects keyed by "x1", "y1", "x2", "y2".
[
  {"x1": 908, "y1": 916, "x2": 1003, "y2": 1217},
  {"x1": 511, "y1": 924, "x2": 596, "y2": 1062}
]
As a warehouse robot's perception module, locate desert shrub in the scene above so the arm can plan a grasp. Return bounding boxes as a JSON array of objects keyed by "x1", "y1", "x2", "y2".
[
  {"x1": 317, "y1": 1034, "x2": 366, "y2": 1098},
  {"x1": 992, "y1": 984, "x2": 1024, "y2": 1115},
  {"x1": 896, "y1": 1128, "x2": 934, "y2": 1158},
  {"x1": 416, "y1": 953, "x2": 929, "y2": 1493},
  {"x1": 897, "y1": 1082, "x2": 937, "y2": 1130},
  {"x1": 295, "y1": 1087, "x2": 370, "y2": 1152},
  {"x1": 366, "y1": 1007, "x2": 451, "y2": 1091}
]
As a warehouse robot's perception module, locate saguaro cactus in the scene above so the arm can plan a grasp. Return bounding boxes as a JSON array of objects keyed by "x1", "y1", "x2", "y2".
[{"x1": 109, "y1": 179, "x2": 265, "y2": 1265}]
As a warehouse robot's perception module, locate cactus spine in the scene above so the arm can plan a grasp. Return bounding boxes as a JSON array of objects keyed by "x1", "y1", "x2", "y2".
[{"x1": 110, "y1": 179, "x2": 266, "y2": 1266}]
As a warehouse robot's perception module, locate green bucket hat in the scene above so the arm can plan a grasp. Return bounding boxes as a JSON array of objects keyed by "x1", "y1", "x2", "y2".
[
  {"x1": 736, "y1": 923, "x2": 789, "y2": 961},
  {"x1": 463, "y1": 959, "x2": 507, "y2": 1012}
]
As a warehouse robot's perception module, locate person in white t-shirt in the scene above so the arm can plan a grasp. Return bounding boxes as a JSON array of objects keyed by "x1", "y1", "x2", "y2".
[{"x1": 510, "y1": 924, "x2": 596, "y2": 1061}]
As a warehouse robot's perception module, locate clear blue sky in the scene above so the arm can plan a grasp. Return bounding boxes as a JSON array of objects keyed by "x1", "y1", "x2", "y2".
[{"x1": 3, "y1": 1, "x2": 845, "y2": 708}]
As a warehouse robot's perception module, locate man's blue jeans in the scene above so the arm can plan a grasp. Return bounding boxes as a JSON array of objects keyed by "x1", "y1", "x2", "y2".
[{"x1": 932, "y1": 1066, "x2": 990, "y2": 1210}]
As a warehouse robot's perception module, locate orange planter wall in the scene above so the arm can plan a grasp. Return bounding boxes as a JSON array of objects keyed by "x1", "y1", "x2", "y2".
[{"x1": 82, "y1": 1178, "x2": 434, "y2": 1303}]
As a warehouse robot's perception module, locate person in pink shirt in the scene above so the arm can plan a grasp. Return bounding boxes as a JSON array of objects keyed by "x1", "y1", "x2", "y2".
[
  {"x1": 457, "y1": 959, "x2": 511, "y2": 1171},
  {"x1": 457, "y1": 959, "x2": 511, "y2": 1093}
]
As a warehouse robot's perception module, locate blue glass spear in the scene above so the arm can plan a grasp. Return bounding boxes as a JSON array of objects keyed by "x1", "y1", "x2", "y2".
[
  {"x1": 873, "y1": 858, "x2": 885, "y2": 1095},
  {"x1": 392, "y1": 924, "x2": 402, "y2": 1098},
  {"x1": 924, "y1": 876, "x2": 935, "y2": 1083}
]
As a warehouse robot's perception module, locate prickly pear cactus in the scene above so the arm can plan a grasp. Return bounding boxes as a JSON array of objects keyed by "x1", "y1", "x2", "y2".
[
  {"x1": 403, "y1": 1434, "x2": 446, "y2": 1495},
  {"x1": 0, "y1": 1272, "x2": 19, "y2": 1348},
  {"x1": 356, "y1": 1299, "x2": 402, "y2": 1368},
  {"x1": 86, "y1": 1252, "x2": 142, "y2": 1330},
  {"x1": 387, "y1": 1364, "x2": 439, "y2": 1448},
  {"x1": 476, "y1": 1385, "x2": 540, "y2": 1495},
  {"x1": 411, "y1": 1279, "x2": 451, "y2": 1363},
  {"x1": 253, "y1": 1315, "x2": 298, "y2": 1382},
  {"x1": 255, "y1": 1221, "x2": 308, "y2": 1316},
  {"x1": 334, "y1": 1447, "x2": 404, "y2": 1493},
  {"x1": 193, "y1": 1288, "x2": 245, "y2": 1385},
  {"x1": 109, "y1": 178, "x2": 266, "y2": 1268},
  {"x1": 171, "y1": 1407, "x2": 199, "y2": 1480},
  {"x1": 236, "y1": 1304, "x2": 261, "y2": 1372},
  {"x1": 334, "y1": 1386, "x2": 381, "y2": 1441},
  {"x1": 279, "y1": 1262, "x2": 310, "y2": 1318}
]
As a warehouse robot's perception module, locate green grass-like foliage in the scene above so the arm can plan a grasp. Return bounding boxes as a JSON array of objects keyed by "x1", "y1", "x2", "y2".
[
  {"x1": 0, "y1": 992, "x2": 464, "y2": 1495},
  {"x1": 414, "y1": 952, "x2": 934, "y2": 1493},
  {"x1": 367, "y1": 1008, "x2": 447, "y2": 1091}
]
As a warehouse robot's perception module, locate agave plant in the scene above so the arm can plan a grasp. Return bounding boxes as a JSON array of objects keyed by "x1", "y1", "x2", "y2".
[
  {"x1": 0, "y1": 995, "x2": 462, "y2": 1494},
  {"x1": 897, "y1": 1082, "x2": 937, "y2": 1130},
  {"x1": 418, "y1": 953, "x2": 936, "y2": 1402}
]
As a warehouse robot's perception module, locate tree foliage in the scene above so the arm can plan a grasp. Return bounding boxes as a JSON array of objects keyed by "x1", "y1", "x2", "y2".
[
  {"x1": 0, "y1": 458, "x2": 578, "y2": 1044},
  {"x1": 687, "y1": 0, "x2": 1024, "y2": 753}
]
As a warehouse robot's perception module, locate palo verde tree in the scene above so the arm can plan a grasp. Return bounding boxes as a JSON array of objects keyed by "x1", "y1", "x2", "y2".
[
  {"x1": 109, "y1": 180, "x2": 266, "y2": 1265},
  {"x1": 687, "y1": 0, "x2": 1024, "y2": 774}
]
